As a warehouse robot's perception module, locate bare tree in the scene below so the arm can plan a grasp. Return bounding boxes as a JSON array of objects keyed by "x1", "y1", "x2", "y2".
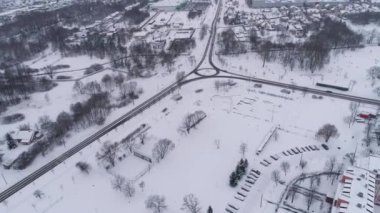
[
  {"x1": 240, "y1": 143, "x2": 248, "y2": 158},
  {"x1": 122, "y1": 138, "x2": 137, "y2": 153},
  {"x1": 119, "y1": 81, "x2": 139, "y2": 103},
  {"x1": 299, "y1": 160, "x2": 307, "y2": 172},
  {"x1": 271, "y1": 170, "x2": 281, "y2": 186},
  {"x1": 214, "y1": 80, "x2": 221, "y2": 91},
  {"x1": 345, "y1": 153, "x2": 355, "y2": 165},
  {"x1": 101, "y1": 74, "x2": 114, "y2": 91},
  {"x1": 114, "y1": 73, "x2": 125, "y2": 88},
  {"x1": 152, "y1": 139, "x2": 175, "y2": 162},
  {"x1": 289, "y1": 187, "x2": 298, "y2": 203},
  {"x1": 73, "y1": 80, "x2": 84, "y2": 94},
  {"x1": 33, "y1": 190, "x2": 44, "y2": 199},
  {"x1": 122, "y1": 182, "x2": 136, "y2": 198},
  {"x1": 139, "y1": 181, "x2": 145, "y2": 192},
  {"x1": 280, "y1": 161, "x2": 290, "y2": 176},
  {"x1": 176, "y1": 71, "x2": 186, "y2": 87},
  {"x1": 325, "y1": 156, "x2": 337, "y2": 180},
  {"x1": 214, "y1": 139, "x2": 220, "y2": 149},
  {"x1": 316, "y1": 124, "x2": 339, "y2": 142},
  {"x1": 306, "y1": 186, "x2": 317, "y2": 210},
  {"x1": 364, "y1": 122, "x2": 373, "y2": 147},
  {"x1": 96, "y1": 142, "x2": 119, "y2": 168},
  {"x1": 349, "y1": 102, "x2": 359, "y2": 112},
  {"x1": 368, "y1": 66, "x2": 380, "y2": 86},
  {"x1": 199, "y1": 24, "x2": 208, "y2": 40},
  {"x1": 111, "y1": 175, "x2": 126, "y2": 192},
  {"x1": 76, "y1": 161, "x2": 91, "y2": 174},
  {"x1": 145, "y1": 195, "x2": 167, "y2": 213},
  {"x1": 82, "y1": 81, "x2": 102, "y2": 95},
  {"x1": 181, "y1": 194, "x2": 202, "y2": 213},
  {"x1": 179, "y1": 111, "x2": 207, "y2": 134},
  {"x1": 139, "y1": 133, "x2": 147, "y2": 145},
  {"x1": 315, "y1": 175, "x2": 321, "y2": 187}
]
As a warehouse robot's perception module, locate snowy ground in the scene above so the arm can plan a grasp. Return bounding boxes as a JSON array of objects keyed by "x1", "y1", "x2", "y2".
[
  {"x1": 0, "y1": 2, "x2": 217, "y2": 192},
  {"x1": 215, "y1": 45, "x2": 380, "y2": 99},
  {"x1": 0, "y1": 77, "x2": 369, "y2": 213}
]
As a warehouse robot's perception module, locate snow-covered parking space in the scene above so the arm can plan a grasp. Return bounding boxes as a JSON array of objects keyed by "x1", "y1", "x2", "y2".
[{"x1": 0, "y1": 77, "x2": 368, "y2": 213}]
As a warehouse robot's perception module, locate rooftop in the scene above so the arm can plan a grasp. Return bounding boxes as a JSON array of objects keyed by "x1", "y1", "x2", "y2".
[{"x1": 331, "y1": 166, "x2": 376, "y2": 213}]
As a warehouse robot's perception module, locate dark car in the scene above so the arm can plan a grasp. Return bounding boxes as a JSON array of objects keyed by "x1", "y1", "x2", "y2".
[{"x1": 321, "y1": 144, "x2": 329, "y2": 150}]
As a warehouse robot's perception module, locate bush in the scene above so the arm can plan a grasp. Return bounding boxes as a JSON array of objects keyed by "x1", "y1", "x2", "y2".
[
  {"x1": 56, "y1": 75, "x2": 72, "y2": 80},
  {"x1": 123, "y1": 7, "x2": 149, "y2": 25},
  {"x1": 2, "y1": 113, "x2": 25, "y2": 124},
  {"x1": 85, "y1": 64, "x2": 104, "y2": 75},
  {"x1": 346, "y1": 12, "x2": 380, "y2": 25},
  {"x1": 76, "y1": 161, "x2": 91, "y2": 174}
]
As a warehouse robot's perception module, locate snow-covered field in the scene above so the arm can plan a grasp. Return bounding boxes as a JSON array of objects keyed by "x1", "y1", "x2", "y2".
[
  {"x1": 0, "y1": 77, "x2": 368, "y2": 213},
  {"x1": 215, "y1": 45, "x2": 380, "y2": 99},
  {"x1": 0, "y1": 1, "x2": 217, "y2": 193}
]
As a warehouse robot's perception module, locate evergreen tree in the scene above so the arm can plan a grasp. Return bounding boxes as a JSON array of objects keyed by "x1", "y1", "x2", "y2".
[
  {"x1": 244, "y1": 159, "x2": 249, "y2": 168},
  {"x1": 236, "y1": 159, "x2": 246, "y2": 179},
  {"x1": 207, "y1": 206, "x2": 213, "y2": 213},
  {"x1": 6, "y1": 133, "x2": 17, "y2": 150},
  {"x1": 229, "y1": 171, "x2": 238, "y2": 187}
]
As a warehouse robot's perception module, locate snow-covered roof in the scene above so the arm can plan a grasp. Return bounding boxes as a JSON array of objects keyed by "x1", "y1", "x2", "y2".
[
  {"x1": 172, "y1": 29, "x2": 194, "y2": 40},
  {"x1": 13, "y1": 130, "x2": 35, "y2": 144},
  {"x1": 331, "y1": 166, "x2": 376, "y2": 213},
  {"x1": 151, "y1": 0, "x2": 187, "y2": 7},
  {"x1": 134, "y1": 30, "x2": 149, "y2": 38},
  {"x1": 357, "y1": 104, "x2": 379, "y2": 115}
]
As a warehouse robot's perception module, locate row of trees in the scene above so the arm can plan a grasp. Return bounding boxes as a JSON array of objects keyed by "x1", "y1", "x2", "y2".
[
  {"x1": 0, "y1": 1, "x2": 131, "y2": 66},
  {"x1": 145, "y1": 194, "x2": 212, "y2": 213},
  {"x1": 256, "y1": 18, "x2": 362, "y2": 72},
  {"x1": 179, "y1": 111, "x2": 207, "y2": 134},
  {"x1": 11, "y1": 91, "x2": 111, "y2": 169},
  {"x1": 229, "y1": 159, "x2": 249, "y2": 187},
  {"x1": 218, "y1": 18, "x2": 363, "y2": 72},
  {"x1": 0, "y1": 65, "x2": 55, "y2": 114},
  {"x1": 96, "y1": 137, "x2": 174, "y2": 169},
  {"x1": 123, "y1": 6, "x2": 150, "y2": 25}
]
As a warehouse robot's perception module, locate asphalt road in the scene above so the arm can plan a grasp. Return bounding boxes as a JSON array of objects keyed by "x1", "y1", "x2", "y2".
[{"x1": 0, "y1": 1, "x2": 223, "y2": 203}]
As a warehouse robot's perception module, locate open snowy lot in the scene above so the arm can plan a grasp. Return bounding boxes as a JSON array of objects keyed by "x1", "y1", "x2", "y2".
[
  {"x1": 0, "y1": 77, "x2": 368, "y2": 213},
  {"x1": 215, "y1": 45, "x2": 380, "y2": 99}
]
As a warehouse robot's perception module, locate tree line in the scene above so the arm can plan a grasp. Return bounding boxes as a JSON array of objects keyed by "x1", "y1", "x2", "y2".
[
  {"x1": 218, "y1": 18, "x2": 363, "y2": 72},
  {"x1": 0, "y1": 65, "x2": 55, "y2": 114}
]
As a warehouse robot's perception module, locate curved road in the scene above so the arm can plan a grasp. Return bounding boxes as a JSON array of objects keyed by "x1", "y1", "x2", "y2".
[
  {"x1": 0, "y1": 1, "x2": 223, "y2": 203},
  {"x1": 0, "y1": 0, "x2": 379, "y2": 203}
]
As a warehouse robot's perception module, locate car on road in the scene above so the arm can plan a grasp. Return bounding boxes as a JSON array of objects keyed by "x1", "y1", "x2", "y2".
[
  {"x1": 321, "y1": 144, "x2": 329, "y2": 150},
  {"x1": 325, "y1": 90, "x2": 333, "y2": 93}
]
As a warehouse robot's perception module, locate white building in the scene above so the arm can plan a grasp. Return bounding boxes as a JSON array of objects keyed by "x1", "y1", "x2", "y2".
[
  {"x1": 331, "y1": 166, "x2": 376, "y2": 213},
  {"x1": 13, "y1": 130, "x2": 36, "y2": 145},
  {"x1": 172, "y1": 29, "x2": 195, "y2": 40},
  {"x1": 191, "y1": 0, "x2": 211, "y2": 4},
  {"x1": 150, "y1": 0, "x2": 188, "y2": 11}
]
